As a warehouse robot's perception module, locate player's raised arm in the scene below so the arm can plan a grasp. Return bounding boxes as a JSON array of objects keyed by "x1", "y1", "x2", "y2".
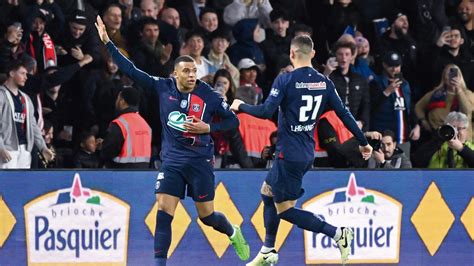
[{"x1": 95, "y1": 15, "x2": 155, "y2": 90}]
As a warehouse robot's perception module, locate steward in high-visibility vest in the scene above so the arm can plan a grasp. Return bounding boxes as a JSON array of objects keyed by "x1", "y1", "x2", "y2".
[
  {"x1": 100, "y1": 87, "x2": 152, "y2": 168},
  {"x1": 237, "y1": 112, "x2": 277, "y2": 158}
]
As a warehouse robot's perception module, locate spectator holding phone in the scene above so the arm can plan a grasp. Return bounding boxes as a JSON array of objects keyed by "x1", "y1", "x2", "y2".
[
  {"x1": 370, "y1": 51, "x2": 418, "y2": 156},
  {"x1": 415, "y1": 64, "x2": 474, "y2": 141},
  {"x1": 428, "y1": 25, "x2": 474, "y2": 90}
]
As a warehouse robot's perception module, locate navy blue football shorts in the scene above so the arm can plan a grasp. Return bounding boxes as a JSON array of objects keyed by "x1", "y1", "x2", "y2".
[
  {"x1": 155, "y1": 158, "x2": 215, "y2": 202},
  {"x1": 265, "y1": 158, "x2": 313, "y2": 203}
]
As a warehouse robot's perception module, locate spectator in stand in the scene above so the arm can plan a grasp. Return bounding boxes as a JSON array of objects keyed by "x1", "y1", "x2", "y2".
[
  {"x1": 228, "y1": 18, "x2": 266, "y2": 68},
  {"x1": 57, "y1": 10, "x2": 101, "y2": 67},
  {"x1": 207, "y1": 29, "x2": 239, "y2": 88},
  {"x1": 0, "y1": 60, "x2": 54, "y2": 169},
  {"x1": 56, "y1": 10, "x2": 102, "y2": 132},
  {"x1": 73, "y1": 131, "x2": 100, "y2": 168},
  {"x1": 0, "y1": 22, "x2": 26, "y2": 75},
  {"x1": 429, "y1": 26, "x2": 474, "y2": 90},
  {"x1": 327, "y1": 41, "x2": 370, "y2": 131},
  {"x1": 102, "y1": 4, "x2": 127, "y2": 53},
  {"x1": 130, "y1": 17, "x2": 173, "y2": 77},
  {"x1": 223, "y1": 0, "x2": 272, "y2": 28},
  {"x1": 0, "y1": 0, "x2": 28, "y2": 34},
  {"x1": 38, "y1": 119, "x2": 60, "y2": 168},
  {"x1": 238, "y1": 58, "x2": 263, "y2": 104},
  {"x1": 99, "y1": 87, "x2": 152, "y2": 168},
  {"x1": 370, "y1": 51, "x2": 419, "y2": 156},
  {"x1": 171, "y1": 0, "x2": 206, "y2": 31},
  {"x1": 414, "y1": 111, "x2": 474, "y2": 168},
  {"x1": 140, "y1": 0, "x2": 163, "y2": 20},
  {"x1": 455, "y1": 1, "x2": 474, "y2": 54},
  {"x1": 368, "y1": 129, "x2": 412, "y2": 168},
  {"x1": 25, "y1": 9, "x2": 57, "y2": 72},
  {"x1": 260, "y1": 9, "x2": 291, "y2": 82},
  {"x1": 160, "y1": 7, "x2": 187, "y2": 48},
  {"x1": 235, "y1": 85, "x2": 277, "y2": 168},
  {"x1": 136, "y1": 0, "x2": 180, "y2": 61},
  {"x1": 211, "y1": 69, "x2": 253, "y2": 168},
  {"x1": 182, "y1": 29, "x2": 216, "y2": 82},
  {"x1": 415, "y1": 64, "x2": 474, "y2": 141},
  {"x1": 323, "y1": 0, "x2": 361, "y2": 49},
  {"x1": 213, "y1": 69, "x2": 236, "y2": 102},
  {"x1": 353, "y1": 36, "x2": 375, "y2": 83},
  {"x1": 199, "y1": 7, "x2": 219, "y2": 34},
  {"x1": 376, "y1": 10, "x2": 419, "y2": 96}
]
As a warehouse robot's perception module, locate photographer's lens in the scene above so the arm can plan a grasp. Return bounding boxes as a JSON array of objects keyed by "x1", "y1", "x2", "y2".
[{"x1": 438, "y1": 125, "x2": 456, "y2": 141}]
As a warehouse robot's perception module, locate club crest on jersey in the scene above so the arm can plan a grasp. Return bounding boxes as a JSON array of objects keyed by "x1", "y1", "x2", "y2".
[
  {"x1": 270, "y1": 88, "x2": 279, "y2": 97},
  {"x1": 295, "y1": 81, "x2": 327, "y2": 90},
  {"x1": 167, "y1": 111, "x2": 192, "y2": 132},
  {"x1": 180, "y1": 99, "x2": 188, "y2": 109},
  {"x1": 192, "y1": 103, "x2": 201, "y2": 112}
]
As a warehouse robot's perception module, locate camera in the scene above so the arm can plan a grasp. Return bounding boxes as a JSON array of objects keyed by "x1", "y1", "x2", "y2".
[
  {"x1": 369, "y1": 138, "x2": 381, "y2": 151},
  {"x1": 438, "y1": 124, "x2": 457, "y2": 141}
]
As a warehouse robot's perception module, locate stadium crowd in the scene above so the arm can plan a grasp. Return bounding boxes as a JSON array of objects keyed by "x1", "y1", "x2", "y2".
[{"x1": 0, "y1": 0, "x2": 473, "y2": 169}]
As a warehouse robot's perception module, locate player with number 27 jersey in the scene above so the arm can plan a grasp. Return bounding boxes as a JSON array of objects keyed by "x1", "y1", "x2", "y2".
[{"x1": 240, "y1": 66, "x2": 368, "y2": 161}]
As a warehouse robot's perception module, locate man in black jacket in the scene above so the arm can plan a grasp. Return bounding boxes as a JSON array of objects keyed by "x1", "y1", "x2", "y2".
[{"x1": 328, "y1": 41, "x2": 370, "y2": 131}]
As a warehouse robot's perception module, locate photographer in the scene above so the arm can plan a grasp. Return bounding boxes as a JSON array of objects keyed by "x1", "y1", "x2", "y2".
[
  {"x1": 413, "y1": 112, "x2": 474, "y2": 168},
  {"x1": 368, "y1": 130, "x2": 412, "y2": 168}
]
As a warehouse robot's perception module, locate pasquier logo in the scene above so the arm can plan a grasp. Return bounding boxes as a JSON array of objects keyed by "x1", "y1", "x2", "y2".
[
  {"x1": 24, "y1": 173, "x2": 130, "y2": 265},
  {"x1": 303, "y1": 173, "x2": 402, "y2": 264}
]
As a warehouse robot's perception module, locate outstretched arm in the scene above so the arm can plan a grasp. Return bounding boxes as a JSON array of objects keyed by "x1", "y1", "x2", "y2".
[
  {"x1": 231, "y1": 75, "x2": 285, "y2": 118},
  {"x1": 95, "y1": 15, "x2": 156, "y2": 90}
]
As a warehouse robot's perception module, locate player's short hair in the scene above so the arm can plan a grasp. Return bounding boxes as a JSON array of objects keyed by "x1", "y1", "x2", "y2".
[
  {"x1": 174, "y1": 55, "x2": 196, "y2": 69},
  {"x1": 291, "y1": 35, "x2": 313, "y2": 56}
]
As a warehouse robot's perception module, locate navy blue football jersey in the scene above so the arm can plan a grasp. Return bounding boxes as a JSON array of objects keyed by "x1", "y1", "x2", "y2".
[
  {"x1": 240, "y1": 67, "x2": 367, "y2": 161},
  {"x1": 106, "y1": 42, "x2": 238, "y2": 162}
]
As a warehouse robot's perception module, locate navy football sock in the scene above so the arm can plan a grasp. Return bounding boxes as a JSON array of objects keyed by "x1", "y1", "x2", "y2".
[
  {"x1": 200, "y1": 212, "x2": 234, "y2": 236},
  {"x1": 278, "y1": 207, "x2": 337, "y2": 238},
  {"x1": 262, "y1": 194, "x2": 280, "y2": 248},
  {"x1": 154, "y1": 211, "x2": 173, "y2": 260}
]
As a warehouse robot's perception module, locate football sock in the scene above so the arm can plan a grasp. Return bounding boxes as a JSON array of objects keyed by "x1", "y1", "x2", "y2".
[
  {"x1": 200, "y1": 211, "x2": 234, "y2": 236},
  {"x1": 278, "y1": 207, "x2": 337, "y2": 238},
  {"x1": 154, "y1": 211, "x2": 173, "y2": 259},
  {"x1": 262, "y1": 194, "x2": 280, "y2": 248}
]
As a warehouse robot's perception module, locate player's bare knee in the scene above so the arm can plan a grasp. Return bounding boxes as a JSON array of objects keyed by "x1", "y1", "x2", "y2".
[
  {"x1": 195, "y1": 201, "x2": 214, "y2": 218},
  {"x1": 275, "y1": 200, "x2": 296, "y2": 214},
  {"x1": 260, "y1": 182, "x2": 273, "y2": 197}
]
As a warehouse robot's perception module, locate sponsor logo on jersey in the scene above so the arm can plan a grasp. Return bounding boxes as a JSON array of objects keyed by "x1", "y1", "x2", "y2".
[
  {"x1": 295, "y1": 81, "x2": 326, "y2": 90},
  {"x1": 167, "y1": 111, "x2": 193, "y2": 132},
  {"x1": 180, "y1": 99, "x2": 188, "y2": 109},
  {"x1": 303, "y1": 173, "x2": 402, "y2": 264},
  {"x1": 24, "y1": 173, "x2": 130, "y2": 265}
]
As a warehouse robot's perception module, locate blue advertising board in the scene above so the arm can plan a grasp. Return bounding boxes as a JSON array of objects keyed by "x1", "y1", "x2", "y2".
[{"x1": 0, "y1": 170, "x2": 472, "y2": 265}]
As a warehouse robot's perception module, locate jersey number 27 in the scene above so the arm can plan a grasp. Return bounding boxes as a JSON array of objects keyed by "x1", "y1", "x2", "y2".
[{"x1": 299, "y1": 95, "x2": 322, "y2": 122}]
